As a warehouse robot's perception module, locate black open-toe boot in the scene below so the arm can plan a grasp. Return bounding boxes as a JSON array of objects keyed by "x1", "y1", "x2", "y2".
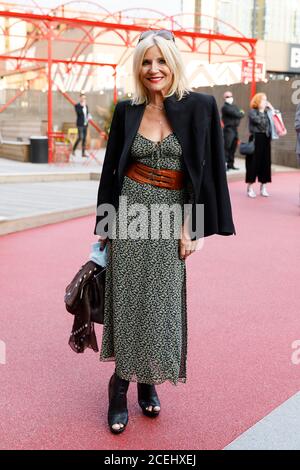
[
  {"x1": 137, "y1": 382, "x2": 161, "y2": 418},
  {"x1": 108, "y1": 372, "x2": 130, "y2": 434}
]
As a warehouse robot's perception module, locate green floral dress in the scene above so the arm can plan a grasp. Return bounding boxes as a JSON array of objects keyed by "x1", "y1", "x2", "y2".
[{"x1": 100, "y1": 131, "x2": 190, "y2": 386}]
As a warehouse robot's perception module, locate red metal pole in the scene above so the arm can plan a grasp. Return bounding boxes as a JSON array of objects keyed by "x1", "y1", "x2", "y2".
[
  {"x1": 251, "y1": 46, "x2": 256, "y2": 100},
  {"x1": 113, "y1": 66, "x2": 117, "y2": 104},
  {"x1": 0, "y1": 11, "x2": 257, "y2": 45},
  {"x1": 0, "y1": 54, "x2": 117, "y2": 68},
  {"x1": 47, "y1": 24, "x2": 53, "y2": 164}
]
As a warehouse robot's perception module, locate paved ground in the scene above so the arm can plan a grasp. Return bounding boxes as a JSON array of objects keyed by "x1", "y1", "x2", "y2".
[
  {"x1": 224, "y1": 392, "x2": 300, "y2": 450},
  {"x1": 0, "y1": 156, "x2": 298, "y2": 235},
  {"x1": 0, "y1": 181, "x2": 99, "y2": 219},
  {"x1": 0, "y1": 151, "x2": 103, "y2": 174},
  {"x1": 0, "y1": 154, "x2": 102, "y2": 234},
  {"x1": 0, "y1": 170, "x2": 299, "y2": 450}
]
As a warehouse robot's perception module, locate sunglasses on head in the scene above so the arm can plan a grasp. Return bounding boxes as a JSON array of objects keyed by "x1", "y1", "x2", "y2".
[{"x1": 138, "y1": 29, "x2": 175, "y2": 43}]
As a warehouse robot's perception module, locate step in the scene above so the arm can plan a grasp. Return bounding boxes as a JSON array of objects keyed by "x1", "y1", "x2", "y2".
[{"x1": 0, "y1": 171, "x2": 101, "y2": 184}]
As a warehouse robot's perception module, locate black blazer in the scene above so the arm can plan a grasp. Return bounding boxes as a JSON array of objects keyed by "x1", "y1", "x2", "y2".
[
  {"x1": 221, "y1": 102, "x2": 244, "y2": 128},
  {"x1": 75, "y1": 102, "x2": 89, "y2": 127},
  {"x1": 94, "y1": 91, "x2": 236, "y2": 240}
]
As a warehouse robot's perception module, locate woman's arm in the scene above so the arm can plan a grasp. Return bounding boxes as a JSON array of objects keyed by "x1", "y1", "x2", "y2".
[
  {"x1": 179, "y1": 211, "x2": 199, "y2": 260},
  {"x1": 94, "y1": 102, "x2": 124, "y2": 236},
  {"x1": 248, "y1": 108, "x2": 265, "y2": 125},
  {"x1": 222, "y1": 105, "x2": 245, "y2": 119},
  {"x1": 179, "y1": 95, "x2": 236, "y2": 257}
]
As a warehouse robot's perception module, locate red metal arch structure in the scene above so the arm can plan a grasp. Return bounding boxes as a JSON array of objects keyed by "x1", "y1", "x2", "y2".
[{"x1": 0, "y1": 2, "x2": 257, "y2": 163}]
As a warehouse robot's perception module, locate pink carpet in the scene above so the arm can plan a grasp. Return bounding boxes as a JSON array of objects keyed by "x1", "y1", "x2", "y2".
[{"x1": 0, "y1": 171, "x2": 299, "y2": 450}]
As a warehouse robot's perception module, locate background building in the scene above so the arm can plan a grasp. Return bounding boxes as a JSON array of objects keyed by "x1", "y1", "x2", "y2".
[
  {"x1": 180, "y1": 0, "x2": 300, "y2": 81},
  {"x1": 182, "y1": 0, "x2": 300, "y2": 42}
]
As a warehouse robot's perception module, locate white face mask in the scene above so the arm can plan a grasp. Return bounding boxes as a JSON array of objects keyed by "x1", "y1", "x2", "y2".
[{"x1": 225, "y1": 97, "x2": 233, "y2": 104}]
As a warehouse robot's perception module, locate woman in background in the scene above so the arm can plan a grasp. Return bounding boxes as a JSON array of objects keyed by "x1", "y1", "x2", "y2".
[{"x1": 246, "y1": 93, "x2": 275, "y2": 198}]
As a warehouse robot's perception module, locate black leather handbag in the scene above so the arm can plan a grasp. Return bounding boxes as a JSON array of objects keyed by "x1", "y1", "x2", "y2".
[
  {"x1": 239, "y1": 135, "x2": 255, "y2": 156},
  {"x1": 64, "y1": 260, "x2": 106, "y2": 353},
  {"x1": 64, "y1": 260, "x2": 105, "y2": 324},
  {"x1": 82, "y1": 265, "x2": 106, "y2": 325}
]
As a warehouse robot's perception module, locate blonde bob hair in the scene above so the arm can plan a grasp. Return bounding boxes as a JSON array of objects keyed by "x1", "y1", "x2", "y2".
[{"x1": 130, "y1": 33, "x2": 192, "y2": 105}]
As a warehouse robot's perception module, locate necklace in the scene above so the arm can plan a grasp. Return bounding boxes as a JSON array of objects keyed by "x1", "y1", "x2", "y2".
[
  {"x1": 147, "y1": 102, "x2": 164, "y2": 111},
  {"x1": 147, "y1": 102, "x2": 166, "y2": 125}
]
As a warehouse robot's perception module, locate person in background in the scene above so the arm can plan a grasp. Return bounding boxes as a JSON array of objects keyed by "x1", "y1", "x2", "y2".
[
  {"x1": 246, "y1": 93, "x2": 274, "y2": 198},
  {"x1": 294, "y1": 103, "x2": 300, "y2": 166},
  {"x1": 72, "y1": 92, "x2": 91, "y2": 157},
  {"x1": 221, "y1": 91, "x2": 245, "y2": 171}
]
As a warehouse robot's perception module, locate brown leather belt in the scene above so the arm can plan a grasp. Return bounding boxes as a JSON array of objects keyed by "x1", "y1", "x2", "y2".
[{"x1": 124, "y1": 161, "x2": 184, "y2": 190}]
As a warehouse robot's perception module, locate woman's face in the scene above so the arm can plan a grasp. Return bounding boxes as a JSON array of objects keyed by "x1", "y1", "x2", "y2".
[
  {"x1": 259, "y1": 95, "x2": 267, "y2": 109},
  {"x1": 140, "y1": 45, "x2": 173, "y2": 96}
]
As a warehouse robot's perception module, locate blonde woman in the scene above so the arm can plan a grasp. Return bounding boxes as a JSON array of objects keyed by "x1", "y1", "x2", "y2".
[
  {"x1": 94, "y1": 29, "x2": 235, "y2": 434},
  {"x1": 247, "y1": 93, "x2": 275, "y2": 197}
]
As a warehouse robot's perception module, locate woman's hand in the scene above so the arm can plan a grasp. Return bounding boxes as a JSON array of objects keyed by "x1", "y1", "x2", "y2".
[
  {"x1": 98, "y1": 235, "x2": 108, "y2": 250},
  {"x1": 266, "y1": 100, "x2": 274, "y2": 110},
  {"x1": 179, "y1": 224, "x2": 199, "y2": 260}
]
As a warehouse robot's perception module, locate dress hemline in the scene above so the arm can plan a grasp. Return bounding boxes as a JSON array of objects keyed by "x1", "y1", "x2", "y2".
[{"x1": 99, "y1": 356, "x2": 186, "y2": 386}]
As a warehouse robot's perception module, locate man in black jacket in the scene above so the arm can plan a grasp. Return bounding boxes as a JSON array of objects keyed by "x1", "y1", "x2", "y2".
[
  {"x1": 221, "y1": 91, "x2": 245, "y2": 171},
  {"x1": 72, "y1": 92, "x2": 90, "y2": 157}
]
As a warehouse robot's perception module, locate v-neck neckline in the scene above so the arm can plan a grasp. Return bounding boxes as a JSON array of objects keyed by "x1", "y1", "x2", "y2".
[{"x1": 137, "y1": 132, "x2": 174, "y2": 145}]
